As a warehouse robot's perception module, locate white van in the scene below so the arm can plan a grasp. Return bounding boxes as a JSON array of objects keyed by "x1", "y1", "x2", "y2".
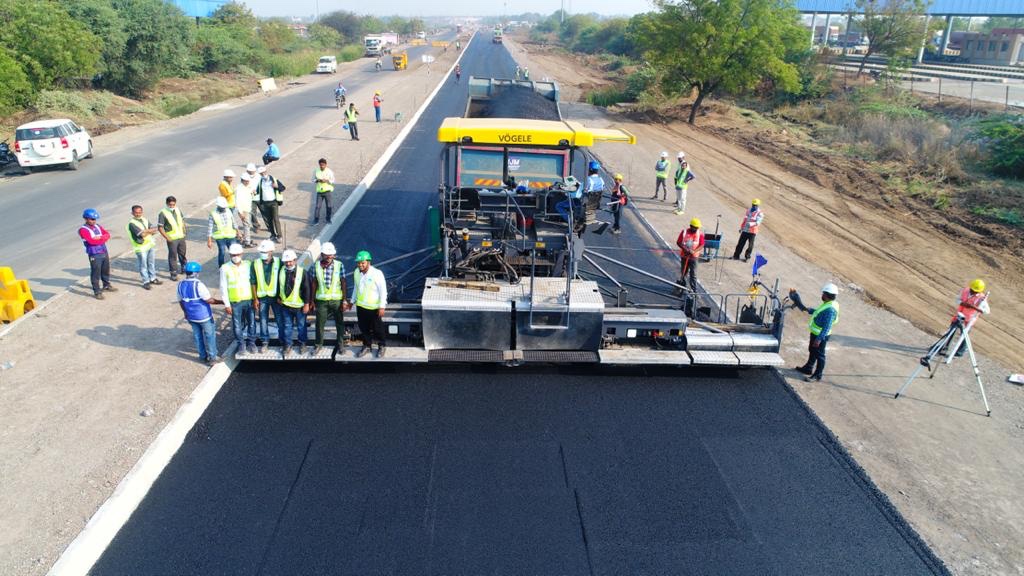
[
  {"x1": 14, "y1": 119, "x2": 93, "y2": 172},
  {"x1": 316, "y1": 56, "x2": 337, "y2": 74}
]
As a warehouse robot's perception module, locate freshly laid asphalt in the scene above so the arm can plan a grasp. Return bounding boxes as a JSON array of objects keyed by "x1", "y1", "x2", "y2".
[{"x1": 90, "y1": 38, "x2": 948, "y2": 576}]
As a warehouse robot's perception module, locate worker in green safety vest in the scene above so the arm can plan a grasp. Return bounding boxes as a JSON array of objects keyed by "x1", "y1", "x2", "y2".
[
  {"x1": 207, "y1": 197, "x2": 242, "y2": 267},
  {"x1": 653, "y1": 151, "x2": 669, "y2": 200},
  {"x1": 158, "y1": 195, "x2": 187, "y2": 281},
  {"x1": 673, "y1": 151, "x2": 695, "y2": 215},
  {"x1": 351, "y1": 250, "x2": 388, "y2": 358},
  {"x1": 794, "y1": 283, "x2": 840, "y2": 382},
  {"x1": 312, "y1": 158, "x2": 335, "y2": 225},
  {"x1": 219, "y1": 242, "x2": 256, "y2": 356},
  {"x1": 127, "y1": 204, "x2": 160, "y2": 289},
  {"x1": 252, "y1": 239, "x2": 282, "y2": 353},
  {"x1": 277, "y1": 249, "x2": 310, "y2": 357},
  {"x1": 306, "y1": 242, "x2": 347, "y2": 356}
]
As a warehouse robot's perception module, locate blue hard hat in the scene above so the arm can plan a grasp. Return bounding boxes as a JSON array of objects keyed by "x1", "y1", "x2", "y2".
[
  {"x1": 588, "y1": 161, "x2": 600, "y2": 171},
  {"x1": 184, "y1": 261, "x2": 202, "y2": 274},
  {"x1": 83, "y1": 208, "x2": 99, "y2": 220}
]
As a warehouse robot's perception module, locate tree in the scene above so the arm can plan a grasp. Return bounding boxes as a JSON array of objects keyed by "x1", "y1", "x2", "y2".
[
  {"x1": 63, "y1": 0, "x2": 129, "y2": 87},
  {"x1": 0, "y1": 49, "x2": 34, "y2": 115},
  {"x1": 320, "y1": 11, "x2": 365, "y2": 43},
  {"x1": 105, "y1": 0, "x2": 194, "y2": 96},
  {"x1": 0, "y1": 1, "x2": 101, "y2": 89},
  {"x1": 210, "y1": 2, "x2": 257, "y2": 28},
  {"x1": 854, "y1": 0, "x2": 929, "y2": 75},
  {"x1": 980, "y1": 17, "x2": 1023, "y2": 34},
  {"x1": 637, "y1": 0, "x2": 806, "y2": 124},
  {"x1": 308, "y1": 23, "x2": 342, "y2": 48},
  {"x1": 257, "y1": 20, "x2": 297, "y2": 53}
]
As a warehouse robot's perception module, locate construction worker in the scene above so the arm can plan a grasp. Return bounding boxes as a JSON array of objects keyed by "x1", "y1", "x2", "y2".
[
  {"x1": 732, "y1": 198, "x2": 764, "y2": 262},
  {"x1": 344, "y1": 102, "x2": 359, "y2": 140},
  {"x1": 277, "y1": 249, "x2": 310, "y2": 356},
  {"x1": 454, "y1": 64, "x2": 462, "y2": 83},
  {"x1": 207, "y1": 197, "x2": 242, "y2": 267},
  {"x1": 177, "y1": 261, "x2": 223, "y2": 365},
  {"x1": 245, "y1": 162, "x2": 261, "y2": 232},
  {"x1": 256, "y1": 165, "x2": 284, "y2": 242},
  {"x1": 653, "y1": 151, "x2": 669, "y2": 200},
  {"x1": 235, "y1": 172, "x2": 255, "y2": 247},
  {"x1": 157, "y1": 196, "x2": 187, "y2": 281},
  {"x1": 262, "y1": 137, "x2": 280, "y2": 165},
  {"x1": 351, "y1": 250, "x2": 388, "y2": 358},
  {"x1": 220, "y1": 243, "x2": 256, "y2": 356},
  {"x1": 673, "y1": 152, "x2": 695, "y2": 215},
  {"x1": 676, "y1": 218, "x2": 704, "y2": 292},
  {"x1": 307, "y1": 242, "x2": 347, "y2": 355},
  {"x1": 944, "y1": 279, "x2": 990, "y2": 358},
  {"x1": 795, "y1": 283, "x2": 840, "y2": 382},
  {"x1": 373, "y1": 90, "x2": 383, "y2": 123},
  {"x1": 218, "y1": 169, "x2": 236, "y2": 211},
  {"x1": 555, "y1": 166, "x2": 591, "y2": 226},
  {"x1": 515, "y1": 65, "x2": 521, "y2": 80},
  {"x1": 609, "y1": 173, "x2": 629, "y2": 234},
  {"x1": 252, "y1": 240, "x2": 282, "y2": 354},
  {"x1": 523, "y1": 66, "x2": 530, "y2": 80},
  {"x1": 78, "y1": 209, "x2": 116, "y2": 299},
  {"x1": 127, "y1": 205, "x2": 160, "y2": 289},
  {"x1": 312, "y1": 158, "x2": 335, "y2": 225}
]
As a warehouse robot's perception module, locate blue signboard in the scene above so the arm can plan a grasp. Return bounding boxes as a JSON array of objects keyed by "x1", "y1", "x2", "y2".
[
  {"x1": 168, "y1": 0, "x2": 228, "y2": 18},
  {"x1": 796, "y1": 0, "x2": 1024, "y2": 16}
]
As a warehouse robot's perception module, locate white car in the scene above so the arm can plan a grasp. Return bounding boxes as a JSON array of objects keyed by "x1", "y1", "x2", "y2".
[
  {"x1": 316, "y1": 56, "x2": 337, "y2": 74},
  {"x1": 14, "y1": 119, "x2": 93, "y2": 172}
]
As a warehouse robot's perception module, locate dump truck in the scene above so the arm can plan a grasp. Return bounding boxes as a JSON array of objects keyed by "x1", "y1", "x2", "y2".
[{"x1": 492, "y1": 26, "x2": 503, "y2": 43}]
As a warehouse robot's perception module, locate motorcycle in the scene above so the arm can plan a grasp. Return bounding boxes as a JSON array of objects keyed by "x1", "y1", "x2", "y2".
[
  {"x1": 375, "y1": 60, "x2": 382, "y2": 72},
  {"x1": 335, "y1": 92, "x2": 347, "y2": 108},
  {"x1": 0, "y1": 139, "x2": 14, "y2": 166}
]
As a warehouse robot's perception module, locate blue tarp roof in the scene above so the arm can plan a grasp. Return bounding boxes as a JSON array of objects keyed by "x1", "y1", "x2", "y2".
[
  {"x1": 168, "y1": 0, "x2": 227, "y2": 18},
  {"x1": 796, "y1": 0, "x2": 1024, "y2": 16}
]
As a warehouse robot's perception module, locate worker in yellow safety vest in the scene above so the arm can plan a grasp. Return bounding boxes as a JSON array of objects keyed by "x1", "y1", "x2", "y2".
[
  {"x1": 306, "y1": 241, "x2": 347, "y2": 356},
  {"x1": 344, "y1": 103, "x2": 359, "y2": 140},
  {"x1": 653, "y1": 151, "x2": 669, "y2": 200},
  {"x1": 312, "y1": 158, "x2": 335, "y2": 225},
  {"x1": 252, "y1": 239, "x2": 282, "y2": 353},
  {"x1": 673, "y1": 152, "x2": 695, "y2": 215},
  {"x1": 732, "y1": 198, "x2": 764, "y2": 263},
  {"x1": 277, "y1": 249, "x2": 310, "y2": 356},
  {"x1": 795, "y1": 283, "x2": 840, "y2": 382},
  {"x1": 351, "y1": 250, "x2": 389, "y2": 358},
  {"x1": 127, "y1": 204, "x2": 160, "y2": 289},
  {"x1": 207, "y1": 197, "x2": 242, "y2": 267},
  {"x1": 158, "y1": 195, "x2": 187, "y2": 280},
  {"x1": 219, "y1": 242, "x2": 256, "y2": 356}
]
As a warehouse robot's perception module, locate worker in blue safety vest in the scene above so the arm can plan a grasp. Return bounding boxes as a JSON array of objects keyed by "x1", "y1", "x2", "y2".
[
  {"x1": 794, "y1": 283, "x2": 840, "y2": 382},
  {"x1": 177, "y1": 261, "x2": 223, "y2": 365}
]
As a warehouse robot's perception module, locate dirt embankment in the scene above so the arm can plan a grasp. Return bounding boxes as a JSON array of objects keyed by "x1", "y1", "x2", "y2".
[{"x1": 517, "y1": 40, "x2": 1024, "y2": 369}]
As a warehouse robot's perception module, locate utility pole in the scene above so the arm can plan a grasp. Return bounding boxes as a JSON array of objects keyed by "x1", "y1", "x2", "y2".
[{"x1": 315, "y1": 0, "x2": 320, "y2": 22}]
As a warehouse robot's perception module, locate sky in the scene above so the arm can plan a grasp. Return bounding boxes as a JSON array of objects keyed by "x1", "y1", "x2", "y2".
[{"x1": 240, "y1": 0, "x2": 656, "y2": 18}]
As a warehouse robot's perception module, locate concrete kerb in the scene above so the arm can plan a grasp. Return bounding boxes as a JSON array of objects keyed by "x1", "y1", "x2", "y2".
[{"x1": 44, "y1": 36, "x2": 471, "y2": 576}]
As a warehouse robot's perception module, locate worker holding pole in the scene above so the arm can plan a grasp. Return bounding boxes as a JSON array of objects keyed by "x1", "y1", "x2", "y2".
[
  {"x1": 676, "y1": 218, "x2": 705, "y2": 292},
  {"x1": 793, "y1": 283, "x2": 840, "y2": 382}
]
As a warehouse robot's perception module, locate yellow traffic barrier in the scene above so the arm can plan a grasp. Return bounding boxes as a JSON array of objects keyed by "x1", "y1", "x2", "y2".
[
  {"x1": 0, "y1": 267, "x2": 35, "y2": 323},
  {"x1": 410, "y1": 39, "x2": 426, "y2": 46},
  {"x1": 431, "y1": 41, "x2": 450, "y2": 48}
]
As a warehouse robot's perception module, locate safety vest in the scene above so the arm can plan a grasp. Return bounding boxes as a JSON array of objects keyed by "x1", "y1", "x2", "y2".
[
  {"x1": 210, "y1": 209, "x2": 236, "y2": 240},
  {"x1": 253, "y1": 257, "x2": 280, "y2": 298},
  {"x1": 259, "y1": 177, "x2": 283, "y2": 203},
  {"x1": 315, "y1": 263, "x2": 344, "y2": 301},
  {"x1": 178, "y1": 278, "x2": 212, "y2": 322},
  {"x1": 679, "y1": 230, "x2": 702, "y2": 259},
  {"x1": 586, "y1": 174, "x2": 604, "y2": 194},
  {"x1": 80, "y1": 224, "x2": 108, "y2": 255},
  {"x1": 373, "y1": 95, "x2": 382, "y2": 108},
  {"x1": 675, "y1": 166, "x2": 691, "y2": 190},
  {"x1": 740, "y1": 207, "x2": 762, "y2": 234},
  {"x1": 655, "y1": 160, "x2": 668, "y2": 178},
  {"x1": 223, "y1": 260, "x2": 253, "y2": 303},
  {"x1": 160, "y1": 207, "x2": 186, "y2": 240},
  {"x1": 126, "y1": 218, "x2": 155, "y2": 253},
  {"x1": 279, "y1": 266, "x2": 305, "y2": 308},
  {"x1": 315, "y1": 169, "x2": 334, "y2": 194},
  {"x1": 954, "y1": 288, "x2": 986, "y2": 325},
  {"x1": 344, "y1": 107, "x2": 358, "y2": 123},
  {"x1": 354, "y1": 268, "x2": 383, "y2": 309},
  {"x1": 809, "y1": 300, "x2": 839, "y2": 337},
  {"x1": 218, "y1": 180, "x2": 235, "y2": 209}
]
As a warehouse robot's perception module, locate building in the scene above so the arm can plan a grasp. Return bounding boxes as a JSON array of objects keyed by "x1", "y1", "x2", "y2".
[{"x1": 960, "y1": 30, "x2": 1024, "y2": 65}]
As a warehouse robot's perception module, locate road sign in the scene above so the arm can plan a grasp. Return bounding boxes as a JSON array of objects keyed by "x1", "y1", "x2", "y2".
[{"x1": 422, "y1": 55, "x2": 435, "y2": 63}]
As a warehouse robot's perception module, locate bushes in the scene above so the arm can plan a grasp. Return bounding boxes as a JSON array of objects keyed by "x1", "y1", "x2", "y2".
[
  {"x1": 33, "y1": 90, "x2": 113, "y2": 119},
  {"x1": 0, "y1": 51, "x2": 33, "y2": 116},
  {"x1": 258, "y1": 51, "x2": 320, "y2": 78},
  {"x1": 338, "y1": 45, "x2": 364, "y2": 62},
  {"x1": 974, "y1": 116, "x2": 1024, "y2": 178},
  {"x1": 193, "y1": 25, "x2": 253, "y2": 73},
  {"x1": 587, "y1": 87, "x2": 630, "y2": 107}
]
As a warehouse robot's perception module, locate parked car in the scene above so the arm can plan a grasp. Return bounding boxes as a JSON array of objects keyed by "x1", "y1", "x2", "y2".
[
  {"x1": 14, "y1": 119, "x2": 93, "y2": 172},
  {"x1": 316, "y1": 55, "x2": 337, "y2": 74}
]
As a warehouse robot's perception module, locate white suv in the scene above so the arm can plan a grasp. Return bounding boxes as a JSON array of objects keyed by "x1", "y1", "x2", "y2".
[
  {"x1": 316, "y1": 56, "x2": 337, "y2": 74},
  {"x1": 14, "y1": 119, "x2": 93, "y2": 172}
]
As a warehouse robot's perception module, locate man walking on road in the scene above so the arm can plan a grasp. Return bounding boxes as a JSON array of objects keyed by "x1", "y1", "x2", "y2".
[
  {"x1": 732, "y1": 198, "x2": 764, "y2": 262},
  {"x1": 609, "y1": 173, "x2": 629, "y2": 234},
  {"x1": 127, "y1": 205, "x2": 160, "y2": 289},
  {"x1": 218, "y1": 169, "x2": 236, "y2": 211},
  {"x1": 78, "y1": 209, "x2": 116, "y2": 300},
  {"x1": 344, "y1": 103, "x2": 360, "y2": 140},
  {"x1": 177, "y1": 261, "x2": 222, "y2": 365},
  {"x1": 312, "y1": 158, "x2": 335, "y2": 225},
  {"x1": 653, "y1": 151, "x2": 669, "y2": 200},
  {"x1": 676, "y1": 218, "x2": 705, "y2": 293},
  {"x1": 673, "y1": 152, "x2": 695, "y2": 215},
  {"x1": 252, "y1": 240, "x2": 281, "y2": 354},
  {"x1": 158, "y1": 196, "x2": 187, "y2": 281},
  {"x1": 208, "y1": 197, "x2": 241, "y2": 267},
  {"x1": 795, "y1": 283, "x2": 840, "y2": 382},
  {"x1": 307, "y1": 242, "x2": 347, "y2": 356},
  {"x1": 262, "y1": 138, "x2": 280, "y2": 165},
  {"x1": 351, "y1": 250, "x2": 388, "y2": 358},
  {"x1": 373, "y1": 91, "x2": 383, "y2": 123},
  {"x1": 256, "y1": 165, "x2": 284, "y2": 241},
  {"x1": 220, "y1": 243, "x2": 256, "y2": 356},
  {"x1": 277, "y1": 249, "x2": 310, "y2": 357},
  {"x1": 235, "y1": 172, "x2": 255, "y2": 248}
]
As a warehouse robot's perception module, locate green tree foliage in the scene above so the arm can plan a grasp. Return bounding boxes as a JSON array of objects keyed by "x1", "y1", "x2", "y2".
[
  {"x1": 102, "y1": 0, "x2": 193, "y2": 96},
  {"x1": 63, "y1": 0, "x2": 129, "y2": 87},
  {"x1": 193, "y1": 24, "x2": 252, "y2": 72},
  {"x1": 258, "y1": 21, "x2": 298, "y2": 54},
  {"x1": 320, "y1": 11, "x2": 370, "y2": 44},
  {"x1": 308, "y1": 24, "x2": 342, "y2": 48},
  {"x1": 637, "y1": 0, "x2": 806, "y2": 124},
  {"x1": 980, "y1": 17, "x2": 1023, "y2": 34},
  {"x1": 976, "y1": 117, "x2": 1024, "y2": 178},
  {"x1": 210, "y1": 2, "x2": 257, "y2": 28},
  {"x1": 0, "y1": 0, "x2": 101, "y2": 89},
  {"x1": 0, "y1": 49, "x2": 33, "y2": 115},
  {"x1": 854, "y1": 0, "x2": 929, "y2": 75}
]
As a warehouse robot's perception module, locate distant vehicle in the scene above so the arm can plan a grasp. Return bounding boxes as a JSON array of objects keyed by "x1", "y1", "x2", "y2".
[
  {"x1": 0, "y1": 139, "x2": 15, "y2": 167},
  {"x1": 364, "y1": 32, "x2": 400, "y2": 57},
  {"x1": 417, "y1": 31, "x2": 426, "y2": 39},
  {"x1": 492, "y1": 26, "x2": 503, "y2": 44},
  {"x1": 392, "y1": 52, "x2": 408, "y2": 71},
  {"x1": 316, "y1": 55, "x2": 337, "y2": 74},
  {"x1": 457, "y1": 24, "x2": 463, "y2": 34},
  {"x1": 14, "y1": 119, "x2": 93, "y2": 172}
]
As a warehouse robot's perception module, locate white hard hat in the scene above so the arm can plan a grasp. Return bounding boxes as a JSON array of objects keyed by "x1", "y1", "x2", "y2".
[
  {"x1": 245, "y1": 162, "x2": 256, "y2": 171},
  {"x1": 223, "y1": 169, "x2": 236, "y2": 178},
  {"x1": 677, "y1": 151, "x2": 686, "y2": 158},
  {"x1": 240, "y1": 173, "x2": 251, "y2": 181},
  {"x1": 228, "y1": 243, "x2": 244, "y2": 255},
  {"x1": 660, "y1": 151, "x2": 668, "y2": 157},
  {"x1": 258, "y1": 239, "x2": 275, "y2": 252},
  {"x1": 321, "y1": 242, "x2": 337, "y2": 256},
  {"x1": 215, "y1": 197, "x2": 228, "y2": 208},
  {"x1": 821, "y1": 283, "x2": 839, "y2": 296},
  {"x1": 257, "y1": 166, "x2": 267, "y2": 174},
  {"x1": 282, "y1": 249, "x2": 297, "y2": 261}
]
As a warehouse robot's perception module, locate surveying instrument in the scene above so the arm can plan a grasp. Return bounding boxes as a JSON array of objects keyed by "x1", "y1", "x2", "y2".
[{"x1": 895, "y1": 310, "x2": 990, "y2": 416}]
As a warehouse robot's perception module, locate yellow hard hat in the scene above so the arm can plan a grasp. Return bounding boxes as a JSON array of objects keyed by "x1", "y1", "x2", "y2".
[
  {"x1": 970, "y1": 278, "x2": 985, "y2": 292},
  {"x1": 613, "y1": 173, "x2": 623, "y2": 181},
  {"x1": 375, "y1": 90, "x2": 381, "y2": 95},
  {"x1": 690, "y1": 217, "x2": 701, "y2": 228},
  {"x1": 751, "y1": 198, "x2": 761, "y2": 206}
]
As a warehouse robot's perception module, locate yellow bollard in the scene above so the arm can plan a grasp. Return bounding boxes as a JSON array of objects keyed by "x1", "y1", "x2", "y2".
[{"x1": 0, "y1": 267, "x2": 35, "y2": 323}]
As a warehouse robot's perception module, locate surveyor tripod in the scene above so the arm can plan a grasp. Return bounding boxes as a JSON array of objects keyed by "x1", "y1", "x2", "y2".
[{"x1": 895, "y1": 314, "x2": 990, "y2": 416}]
